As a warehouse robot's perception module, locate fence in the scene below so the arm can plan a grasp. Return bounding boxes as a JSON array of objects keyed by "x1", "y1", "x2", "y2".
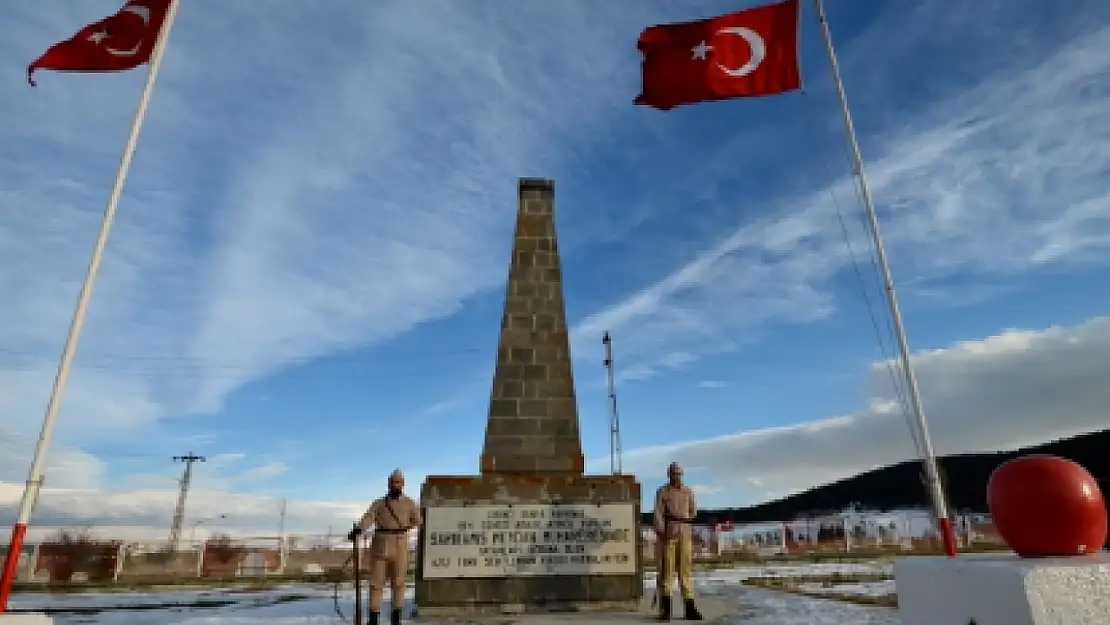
[
  {"x1": 641, "y1": 512, "x2": 1006, "y2": 561},
  {"x1": 8, "y1": 513, "x2": 1005, "y2": 584},
  {"x1": 9, "y1": 532, "x2": 421, "y2": 585}
]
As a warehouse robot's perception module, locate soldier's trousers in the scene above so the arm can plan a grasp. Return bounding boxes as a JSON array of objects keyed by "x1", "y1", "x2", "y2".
[
  {"x1": 657, "y1": 534, "x2": 694, "y2": 600},
  {"x1": 368, "y1": 539, "x2": 408, "y2": 613}
]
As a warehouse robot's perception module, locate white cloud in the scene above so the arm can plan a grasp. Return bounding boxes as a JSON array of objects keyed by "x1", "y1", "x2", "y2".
[
  {"x1": 0, "y1": 447, "x2": 351, "y2": 542},
  {"x1": 622, "y1": 316, "x2": 1110, "y2": 504},
  {"x1": 0, "y1": 483, "x2": 363, "y2": 542},
  {"x1": 0, "y1": 428, "x2": 106, "y2": 491},
  {"x1": 698, "y1": 380, "x2": 729, "y2": 389},
  {"x1": 9, "y1": 315, "x2": 1108, "y2": 538},
  {"x1": 690, "y1": 484, "x2": 721, "y2": 496}
]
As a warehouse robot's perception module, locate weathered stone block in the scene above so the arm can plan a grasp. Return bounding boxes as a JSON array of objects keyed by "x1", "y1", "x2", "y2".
[
  {"x1": 518, "y1": 399, "x2": 548, "y2": 417},
  {"x1": 485, "y1": 417, "x2": 539, "y2": 437},
  {"x1": 517, "y1": 437, "x2": 556, "y2": 457},
  {"x1": 418, "y1": 474, "x2": 643, "y2": 616},
  {"x1": 520, "y1": 364, "x2": 547, "y2": 380},
  {"x1": 488, "y1": 399, "x2": 518, "y2": 418},
  {"x1": 493, "y1": 380, "x2": 523, "y2": 399},
  {"x1": 538, "y1": 419, "x2": 574, "y2": 437},
  {"x1": 548, "y1": 398, "x2": 577, "y2": 420}
]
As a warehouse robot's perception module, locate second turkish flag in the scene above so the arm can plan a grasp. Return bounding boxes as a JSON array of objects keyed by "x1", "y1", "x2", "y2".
[
  {"x1": 635, "y1": 0, "x2": 801, "y2": 110},
  {"x1": 28, "y1": 0, "x2": 173, "y2": 86}
]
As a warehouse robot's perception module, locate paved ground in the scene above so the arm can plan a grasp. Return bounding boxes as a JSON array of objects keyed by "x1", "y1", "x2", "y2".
[{"x1": 417, "y1": 592, "x2": 736, "y2": 623}]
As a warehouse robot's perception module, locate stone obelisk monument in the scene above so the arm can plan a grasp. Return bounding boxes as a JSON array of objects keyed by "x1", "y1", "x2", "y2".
[{"x1": 416, "y1": 179, "x2": 643, "y2": 618}]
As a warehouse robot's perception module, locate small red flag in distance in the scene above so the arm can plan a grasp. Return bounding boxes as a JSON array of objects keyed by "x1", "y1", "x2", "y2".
[
  {"x1": 27, "y1": 0, "x2": 173, "y2": 87},
  {"x1": 635, "y1": 0, "x2": 802, "y2": 110}
]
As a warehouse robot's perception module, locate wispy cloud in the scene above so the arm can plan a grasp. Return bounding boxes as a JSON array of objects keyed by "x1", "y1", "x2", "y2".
[
  {"x1": 0, "y1": 0, "x2": 681, "y2": 439},
  {"x1": 573, "y1": 16, "x2": 1110, "y2": 379},
  {"x1": 690, "y1": 484, "x2": 722, "y2": 496}
]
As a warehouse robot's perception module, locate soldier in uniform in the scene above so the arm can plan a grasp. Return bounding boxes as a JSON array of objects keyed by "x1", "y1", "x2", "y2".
[
  {"x1": 349, "y1": 469, "x2": 422, "y2": 625},
  {"x1": 654, "y1": 462, "x2": 703, "y2": 621}
]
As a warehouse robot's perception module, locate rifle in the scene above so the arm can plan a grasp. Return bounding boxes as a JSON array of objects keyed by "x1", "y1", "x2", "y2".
[{"x1": 351, "y1": 523, "x2": 363, "y2": 625}]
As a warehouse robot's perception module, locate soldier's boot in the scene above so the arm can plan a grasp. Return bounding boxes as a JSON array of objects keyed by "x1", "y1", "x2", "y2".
[
  {"x1": 366, "y1": 611, "x2": 379, "y2": 625},
  {"x1": 683, "y1": 598, "x2": 703, "y2": 621},
  {"x1": 390, "y1": 608, "x2": 403, "y2": 625},
  {"x1": 658, "y1": 595, "x2": 672, "y2": 621}
]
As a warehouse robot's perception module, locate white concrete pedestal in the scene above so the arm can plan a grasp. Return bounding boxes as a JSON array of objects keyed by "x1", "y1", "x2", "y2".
[
  {"x1": 0, "y1": 615, "x2": 53, "y2": 624},
  {"x1": 895, "y1": 552, "x2": 1110, "y2": 625}
]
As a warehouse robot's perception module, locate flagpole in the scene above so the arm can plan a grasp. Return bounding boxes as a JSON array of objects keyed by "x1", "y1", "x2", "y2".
[
  {"x1": 811, "y1": 0, "x2": 958, "y2": 557},
  {"x1": 0, "y1": 0, "x2": 184, "y2": 610}
]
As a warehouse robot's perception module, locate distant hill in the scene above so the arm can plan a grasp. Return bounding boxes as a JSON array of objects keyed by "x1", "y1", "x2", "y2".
[{"x1": 642, "y1": 429, "x2": 1109, "y2": 526}]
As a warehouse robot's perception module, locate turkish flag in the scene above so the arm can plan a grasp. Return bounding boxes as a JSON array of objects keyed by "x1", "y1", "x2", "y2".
[
  {"x1": 635, "y1": 0, "x2": 801, "y2": 110},
  {"x1": 28, "y1": 0, "x2": 173, "y2": 87}
]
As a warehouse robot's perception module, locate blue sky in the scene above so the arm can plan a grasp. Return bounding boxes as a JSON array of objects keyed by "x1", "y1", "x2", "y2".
[{"x1": 2, "y1": 0, "x2": 1110, "y2": 539}]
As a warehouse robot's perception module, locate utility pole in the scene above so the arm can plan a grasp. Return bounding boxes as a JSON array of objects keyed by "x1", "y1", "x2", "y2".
[
  {"x1": 278, "y1": 498, "x2": 289, "y2": 574},
  {"x1": 168, "y1": 453, "x2": 205, "y2": 554},
  {"x1": 602, "y1": 332, "x2": 623, "y2": 475},
  {"x1": 278, "y1": 498, "x2": 287, "y2": 539}
]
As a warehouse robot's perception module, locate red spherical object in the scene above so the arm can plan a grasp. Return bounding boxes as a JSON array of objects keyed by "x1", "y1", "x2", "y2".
[{"x1": 987, "y1": 454, "x2": 1108, "y2": 558}]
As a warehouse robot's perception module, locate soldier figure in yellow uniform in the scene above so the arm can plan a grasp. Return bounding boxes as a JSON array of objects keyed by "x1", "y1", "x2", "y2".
[
  {"x1": 654, "y1": 462, "x2": 703, "y2": 621},
  {"x1": 349, "y1": 469, "x2": 422, "y2": 625}
]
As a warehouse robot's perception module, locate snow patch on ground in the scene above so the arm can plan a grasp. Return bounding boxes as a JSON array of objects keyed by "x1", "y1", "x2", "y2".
[
  {"x1": 9, "y1": 561, "x2": 900, "y2": 624},
  {"x1": 797, "y1": 579, "x2": 897, "y2": 598}
]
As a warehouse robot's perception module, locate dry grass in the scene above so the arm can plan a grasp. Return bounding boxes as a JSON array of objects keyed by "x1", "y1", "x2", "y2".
[{"x1": 742, "y1": 572, "x2": 898, "y2": 608}]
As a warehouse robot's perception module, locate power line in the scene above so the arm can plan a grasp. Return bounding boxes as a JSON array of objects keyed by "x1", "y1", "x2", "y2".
[
  {"x1": 0, "y1": 432, "x2": 165, "y2": 461},
  {"x1": 0, "y1": 345, "x2": 488, "y2": 366},
  {"x1": 799, "y1": 90, "x2": 920, "y2": 457},
  {"x1": 0, "y1": 346, "x2": 497, "y2": 380}
]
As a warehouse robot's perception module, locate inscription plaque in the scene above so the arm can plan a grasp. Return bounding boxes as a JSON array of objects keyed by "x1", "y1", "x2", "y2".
[{"x1": 422, "y1": 503, "x2": 637, "y2": 578}]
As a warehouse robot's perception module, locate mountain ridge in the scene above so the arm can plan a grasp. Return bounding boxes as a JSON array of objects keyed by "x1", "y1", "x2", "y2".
[{"x1": 641, "y1": 429, "x2": 1109, "y2": 527}]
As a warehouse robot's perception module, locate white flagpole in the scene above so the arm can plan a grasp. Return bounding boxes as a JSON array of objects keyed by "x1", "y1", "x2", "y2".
[
  {"x1": 0, "y1": 0, "x2": 185, "y2": 610},
  {"x1": 811, "y1": 0, "x2": 958, "y2": 557}
]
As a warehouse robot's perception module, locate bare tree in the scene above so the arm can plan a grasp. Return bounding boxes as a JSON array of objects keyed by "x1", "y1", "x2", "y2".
[
  {"x1": 47, "y1": 528, "x2": 101, "y2": 583},
  {"x1": 206, "y1": 533, "x2": 240, "y2": 564}
]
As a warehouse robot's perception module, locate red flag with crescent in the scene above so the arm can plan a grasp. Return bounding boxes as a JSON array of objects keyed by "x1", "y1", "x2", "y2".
[
  {"x1": 635, "y1": 0, "x2": 802, "y2": 110},
  {"x1": 27, "y1": 0, "x2": 173, "y2": 87}
]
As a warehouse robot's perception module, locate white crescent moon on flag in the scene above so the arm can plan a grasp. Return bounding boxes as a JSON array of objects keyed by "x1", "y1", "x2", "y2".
[
  {"x1": 105, "y1": 3, "x2": 151, "y2": 57},
  {"x1": 715, "y1": 27, "x2": 766, "y2": 78}
]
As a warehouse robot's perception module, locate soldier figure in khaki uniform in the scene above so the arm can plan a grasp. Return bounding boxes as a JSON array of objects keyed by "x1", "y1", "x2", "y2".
[
  {"x1": 654, "y1": 462, "x2": 703, "y2": 621},
  {"x1": 350, "y1": 469, "x2": 422, "y2": 625}
]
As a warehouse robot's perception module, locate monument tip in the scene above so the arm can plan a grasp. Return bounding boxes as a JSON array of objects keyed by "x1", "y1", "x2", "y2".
[{"x1": 518, "y1": 177, "x2": 555, "y2": 192}]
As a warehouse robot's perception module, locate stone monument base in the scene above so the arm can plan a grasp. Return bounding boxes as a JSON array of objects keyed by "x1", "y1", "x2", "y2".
[
  {"x1": 895, "y1": 552, "x2": 1110, "y2": 625},
  {"x1": 416, "y1": 474, "x2": 642, "y2": 618}
]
